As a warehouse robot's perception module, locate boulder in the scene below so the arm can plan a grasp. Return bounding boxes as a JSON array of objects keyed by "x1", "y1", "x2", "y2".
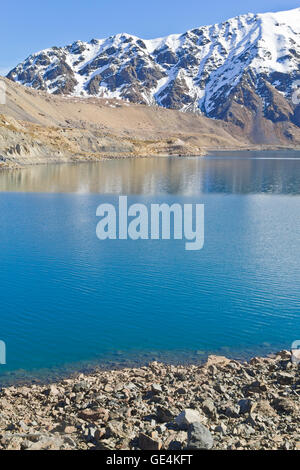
[
  {"x1": 176, "y1": 409, "x2": 203, "y2": 430},
  {"x1": 187, "y1": 422, "x2": 214, "y2": 450}
]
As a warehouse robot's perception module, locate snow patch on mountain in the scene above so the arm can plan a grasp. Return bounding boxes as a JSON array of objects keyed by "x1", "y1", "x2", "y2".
[{"x1": 7, "y1": 8, "x2": 300, "y2": 123}]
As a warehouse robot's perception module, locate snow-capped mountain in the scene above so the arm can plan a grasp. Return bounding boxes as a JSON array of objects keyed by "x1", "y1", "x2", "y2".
[{"x1": 7, "y1": 8, "x2": 300, "y2": 127}]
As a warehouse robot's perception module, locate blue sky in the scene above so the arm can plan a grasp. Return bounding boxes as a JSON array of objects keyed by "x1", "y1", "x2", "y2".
[{"x1": 1, "y1": 0, "x2": 299, "y2": 74}]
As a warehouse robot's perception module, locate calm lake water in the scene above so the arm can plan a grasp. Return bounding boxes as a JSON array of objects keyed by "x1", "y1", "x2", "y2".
[{"x1": 0, "y1": 151, "x2": 299, "y2": 384}]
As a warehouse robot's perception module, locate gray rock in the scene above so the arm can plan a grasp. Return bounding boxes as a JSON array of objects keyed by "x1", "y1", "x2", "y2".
[
  {"x1": 151, "y1": 384, "x2": 162, "y2": 394},
  {"x1": 187, "y1": 422, "x2": 214, "y2": 450},
  {"x1": 176, "y1": 409, "x2": 203, "y2": 430}
]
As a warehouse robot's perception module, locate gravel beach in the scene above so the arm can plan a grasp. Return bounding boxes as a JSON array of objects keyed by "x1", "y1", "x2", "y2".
[{"x1": 0, "y1": 351, "x2": 299, "y2": 451}]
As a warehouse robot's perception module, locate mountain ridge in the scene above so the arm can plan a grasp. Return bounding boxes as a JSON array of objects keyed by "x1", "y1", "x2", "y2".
[
  {"x1": 5, "y1": 7, "x2": 300, "y2": 150},
  {"x1": 7, "y1": 8, "x2": 300, "y2": 121}
]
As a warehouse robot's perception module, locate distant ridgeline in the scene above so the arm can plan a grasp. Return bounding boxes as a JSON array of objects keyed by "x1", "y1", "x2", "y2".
[{"x1": 7, "y1": 7, "x2": 300, "y2": 131}]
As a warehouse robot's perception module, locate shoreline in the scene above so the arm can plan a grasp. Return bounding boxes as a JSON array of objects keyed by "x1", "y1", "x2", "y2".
[
  {"x1": 1, "y1": 147, "x2": 300, "y2": 171},
  {"x1": 0, "y1": 343, "x2": 287, "y2": 388},
  {"x1": 3, "y1": 77, "x2": 300, "y2": 172},
  {"x1": 0, "y1": 153, "x2": 205, "y2": 171},
  {"x1": 0, "y1": 350, "x2": 298, "y2": 450}
]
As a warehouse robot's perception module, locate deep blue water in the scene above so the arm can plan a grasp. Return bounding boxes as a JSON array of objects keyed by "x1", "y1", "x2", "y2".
[{"x1": 0, "y1": 152, "x2": 299, "y2": 384}]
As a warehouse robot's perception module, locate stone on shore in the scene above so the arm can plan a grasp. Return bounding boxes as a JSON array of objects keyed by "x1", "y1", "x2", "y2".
[
  {"x1": 187, "y1": 422, "x2": 214, "y2": 450},
  {"x1": 176, "y1": 409, "x2": 203, "y2": 430},
  {"x1": 0, "y1": 350, "x2": 298, "y2": 450},
  {"x1": 139, "y1": 433, "x2": 162, "y2": 450},
  {"x1": 206, "y1": 355, "x2": 231, "y2": 367}
]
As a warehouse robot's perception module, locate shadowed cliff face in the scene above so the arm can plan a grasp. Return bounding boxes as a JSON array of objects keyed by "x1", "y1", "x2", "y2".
[{"x1": 6, "y1": 8, "x2": 300, "y2": 134}]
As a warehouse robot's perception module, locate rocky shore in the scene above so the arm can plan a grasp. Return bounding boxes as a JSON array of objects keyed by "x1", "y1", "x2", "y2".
[
  {"x1": 0, "y1": 351, "x2": 299, "y2": 451},
  {"x1": 2, "y1": 77, "x2": 300, "y2": 171}
]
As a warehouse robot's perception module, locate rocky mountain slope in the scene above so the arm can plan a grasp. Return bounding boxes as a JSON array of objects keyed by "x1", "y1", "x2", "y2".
[
  {"x1": 2, "y1": 76, "x2": 300, "y2": 168},
  {"x1": 1, "y1": 78, "x2": 251, "y2": 167},
  {"x1": 7, "y1": 7, "x2": 300, "y2": 136}
]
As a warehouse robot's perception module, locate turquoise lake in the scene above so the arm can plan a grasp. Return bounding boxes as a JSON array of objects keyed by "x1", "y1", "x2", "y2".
[{"x1": 0, "y1": 151, "x2": 299, "y2": 384}]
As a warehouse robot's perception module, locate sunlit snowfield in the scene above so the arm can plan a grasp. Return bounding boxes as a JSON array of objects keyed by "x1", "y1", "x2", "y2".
[{"x1": 0, "y1": 151, "x2": 299, "y2": 384}]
